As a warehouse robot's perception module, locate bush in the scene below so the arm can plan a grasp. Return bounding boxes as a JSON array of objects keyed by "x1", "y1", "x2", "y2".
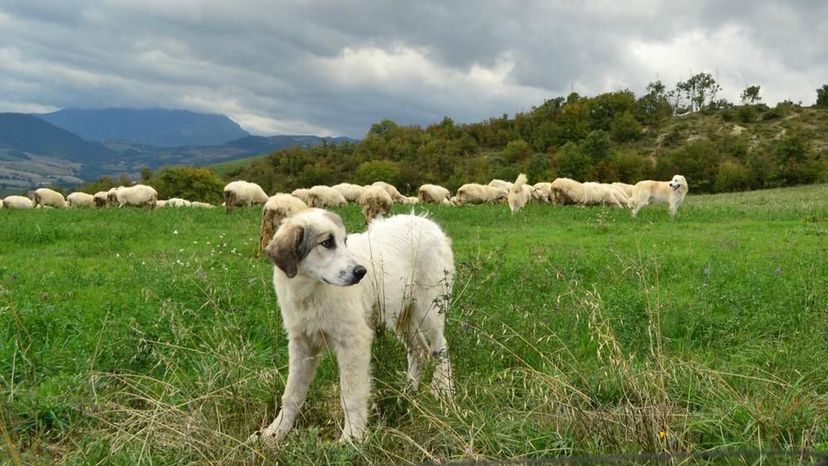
[
  {"x1": 610, "y1": 111, "x2": 643, "y2": 142},
  {"x1": 715, "y1": 161, "x2": 753, "y2": 192},
  {"x1": 354, "y1": 160, "x2": 403, "y2": 187},
  {"x1": 148, "y1": 166, "x2": 225, "y2": 204},
  {"x1": 736, "y1": 106, "x2": 756, "y2": 123}
]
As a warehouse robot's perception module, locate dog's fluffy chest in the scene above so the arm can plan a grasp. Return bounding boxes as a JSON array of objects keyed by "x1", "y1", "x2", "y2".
[{"x1": 277, "y1": 279, "x2": 372, "y2": 342}]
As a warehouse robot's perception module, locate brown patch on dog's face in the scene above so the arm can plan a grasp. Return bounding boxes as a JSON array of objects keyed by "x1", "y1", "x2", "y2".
[{"x1": 266, "y1": 223, "x2": 311, "y2": 278}]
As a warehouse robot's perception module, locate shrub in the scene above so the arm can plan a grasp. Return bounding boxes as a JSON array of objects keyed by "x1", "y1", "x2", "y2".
[
  {"x1": 149, "y1": 166, "x2": 225, "y2": 204},
  {"x1": 715, "y1": 161, "x2": 753, "y2": 192}
]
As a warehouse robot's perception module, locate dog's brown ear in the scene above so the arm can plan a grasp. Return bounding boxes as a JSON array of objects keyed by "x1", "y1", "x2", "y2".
[{"x1": 265, "y1": 224, "x2": 306, "y2": 278}]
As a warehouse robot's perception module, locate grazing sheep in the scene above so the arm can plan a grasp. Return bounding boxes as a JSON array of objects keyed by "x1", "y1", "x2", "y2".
[
  {"x1": 113, "y1": 184, "x2": 158, "y2": 208},
  {"x1": 400, "y1": 195, "x2": 419, "y2": 205},
  {"x1": 155, "y1": 200, "x2": 168, "y2": 208},
  {"x1": 167, "y1": 198, "x2": 192, "y2": 207},
  {"x1": 418, "y1": 184, "x2": 451, "y2": 204},
  {"x1": 33, "y1": 188, "x2": 67, "y2": 208},
  {"x1": 532, "y1": 182, "x2": 554, "y2": 203},
  {"x1": 223, "y1": 180, "x2": 268, "y2": 212},
  {"x1": 291, "y1": 188, "x2": 312, "y2": 205},
  {"x1": 308, "y1": 185, "x2": 347, "y2": 208},
  {"x1": 106, "y1": 187, "x2": 122, "y2": 205},
  {"x1": 611, "y1": 182, "x2": 636, "y2": 198},
  {"x1": 0, "y1": 198, "x2": 3, "y2": 208},
  {"x1": 550, "y1": 178, "x2": 585, "y2": 205},
  {"x1": 508, "y1": 174, "x2": 532, "y2": 213},
  {"x1": 93, "y1": 191, "x2": 109, "y2": 207},
  {"x1": 371, "y1": 181, "x2": 404, "y2": 202},
  {"x1": 191, "y1": 201, "x2": 214, "y2": 208},
  {"x1": 67, "y1": 192, "x2": 95, "y2": 208},
  {"x1": 3, "y1": 195, "x2": 34, "y2": 209},
  {"x1": 258, "y1": 194, "x2": 309, "y2": 257},
  {"x1": 488, "y1": 179, "x2": 513, "y2": 192},
  {"x1": 331, "y1": 183, "x2": 365, "y2": 203},
  {"x1": 357, "y1": 185, "x2": 393, "y2": 224},
  {"x1": 455, "y1": 183, "x2": 508, "y2": 205},
  {"x1": 581, "y1": 182, "x2": 628, "y2": 207}
]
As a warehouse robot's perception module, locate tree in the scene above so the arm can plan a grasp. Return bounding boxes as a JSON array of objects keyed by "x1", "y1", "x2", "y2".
[
  {"x1": 149, "y1": 166, "x2": 225, "y2": 203},
  {"x1": 677, "y1": 73, "x2": 722, "y2": 112},
  {"x1": 740, "y1": 85, "x2": 761, "y2": 104},
  {"x1": 817, "y1": 84, "x2": 828, "y2": 107},
  {"x1": 636, "y1": 80, "x2": 673, "y2": 126}
]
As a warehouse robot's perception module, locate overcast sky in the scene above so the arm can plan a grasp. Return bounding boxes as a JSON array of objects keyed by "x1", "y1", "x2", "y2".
[{"x1": 1, "y1": 1, "x2": 826, "y2": 138}]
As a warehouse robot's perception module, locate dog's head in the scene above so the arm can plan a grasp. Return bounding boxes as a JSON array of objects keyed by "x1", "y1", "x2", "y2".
[
  {"x1": 265, "y1": 208, "x2": 367, "y2": 286},
  {"x1": 669, "y1": 175, "x2": 688, "y2": 192}
]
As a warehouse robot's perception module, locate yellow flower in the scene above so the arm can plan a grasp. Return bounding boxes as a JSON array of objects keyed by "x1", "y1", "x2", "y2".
[{"x1": 658, "y1": 431, "x2": 667, "y2": 439}]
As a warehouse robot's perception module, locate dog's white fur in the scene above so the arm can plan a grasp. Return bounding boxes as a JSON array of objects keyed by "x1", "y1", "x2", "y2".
[
  {"x1": 630, "y1": 175, "x2": 689, "y2": 217},
  {"x1": 507, "y1": 173, "x2": 532, "y2": 213},
  {"x1": 253, "y1": 209, "x2": 454, "y2": 446}
]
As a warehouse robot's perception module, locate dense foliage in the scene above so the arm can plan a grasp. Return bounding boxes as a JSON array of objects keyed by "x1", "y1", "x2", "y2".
[{"x1": 223, "y1": 82, "x2": 826, "y2": 196}]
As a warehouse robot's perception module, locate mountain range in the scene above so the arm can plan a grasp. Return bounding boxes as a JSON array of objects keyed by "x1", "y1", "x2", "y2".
[{"x1": 0, "y1": 108, "x2": 356, "y2": 195}]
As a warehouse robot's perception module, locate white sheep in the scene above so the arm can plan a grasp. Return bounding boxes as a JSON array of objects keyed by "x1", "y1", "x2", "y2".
[
  {"x1": 93, "y1": 191, "x2": 109, "y2": 207},
  {"x1": 371, "y1": 181, "x2": 404, "y2": 202},
  {"x1": 0, "y1": 198, "x2": 3, "y2": 209},
  {"x1": 358, "y1": 185, "x2": 393, "y2": 224},
  {"x1": 223, "y1": 180, "x2": 268, "y2": 212},
  {"x1": 532, "y1": 182, "x2": 554, "y2": 203},
  {"x1": 258, "y1": 194, "x2": 309, "y2": 256},
  {"x1": 191, "y1": 201, "x2": 214, "y2": 208},
  {"x1": 418, "y1": 184, "x2": 451, "y2": 204},
  {"x1": 3, "y1": 195, "x2": 34, "y2": 209},
  {"x1": 167, "y1": 198, "x2": 192, "y2": 208},
  {"x1": 33, "y1": 188, "x2": 67, "y2": 208},
  {"x1": 581, "y1": 182, "x2": 628, "y2": 207},
  {"x1": 508, "y1": 174, "x2": 532, "y2": 213},
  {"x1": 455, "y1": 183, "x2": 508, "y2": 205},
  {"x1": 400, "y1": 195, "x2": 419, "y2": 205},
  {"x1": 67, "y1": 192, "x2": 95, "y2": 208},
  {"x1": 488, "y1": 179, "x2": 513, "y2": 192},
  {"x1": 155, "y1": 200, "x2": 168, "y2": 208},
  {"x1": 550, "y1": 178, "x2": 585, "y2": 205},
  {"x1": 290, "y1": 188, "x2": 312, "y2": 205},
  {"x1": 331, "y1": 183, "x2": 365, "y2": 203},
  {"x1": 307, "y1": 185, "x2": 347, "y2": 208},
  {"x1": 611, "y1": 182, "x2": 636, "y2": 198},
  {"x1": 113, "y1": 184, "x2": 158, "y2": 208}
]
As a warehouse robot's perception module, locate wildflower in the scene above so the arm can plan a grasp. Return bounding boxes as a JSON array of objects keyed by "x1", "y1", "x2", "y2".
[
  {"x1": 173, "y1": 230, "x2": 179, "y2": 235},
  {"x1": 658, "y1": 431, "x2": 667, "y2": 439}
]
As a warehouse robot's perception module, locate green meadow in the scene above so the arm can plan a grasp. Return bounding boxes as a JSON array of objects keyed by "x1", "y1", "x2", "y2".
[{"x1": 1, "y1": 185, "x2": 827, "y2": 464}]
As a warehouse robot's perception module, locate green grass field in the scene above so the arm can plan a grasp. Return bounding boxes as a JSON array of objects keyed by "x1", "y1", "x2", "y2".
[{"x1": 1, "y1": 185, "x2": 827, "y2": 464}]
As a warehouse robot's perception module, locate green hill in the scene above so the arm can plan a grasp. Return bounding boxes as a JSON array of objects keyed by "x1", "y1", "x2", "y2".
[{"x1": 223, "y1": 96, "x2": 828, "y2": 196}]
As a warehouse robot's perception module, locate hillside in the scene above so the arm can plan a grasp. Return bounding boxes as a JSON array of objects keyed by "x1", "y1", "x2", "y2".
[
  {"x1": 38, "y1": 108, "x2": 250, "y2": 147},
  {"x1": 224, "y1": 99, "x2": 828, "y2": 196}
]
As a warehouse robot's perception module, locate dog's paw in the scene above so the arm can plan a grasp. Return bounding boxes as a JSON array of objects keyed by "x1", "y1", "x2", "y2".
[{"x1": 247, "y1": 427, "x2": 288, "y2": 448}]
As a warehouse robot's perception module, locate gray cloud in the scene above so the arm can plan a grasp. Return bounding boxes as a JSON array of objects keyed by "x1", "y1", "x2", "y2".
[{"x1": 1, "y1": 0, "x2": 826, "y2": 138}]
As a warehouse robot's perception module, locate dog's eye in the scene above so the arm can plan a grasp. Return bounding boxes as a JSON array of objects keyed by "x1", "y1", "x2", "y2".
[{"x1": 321, "y1": 237, "x2": 335, "y2": 249}]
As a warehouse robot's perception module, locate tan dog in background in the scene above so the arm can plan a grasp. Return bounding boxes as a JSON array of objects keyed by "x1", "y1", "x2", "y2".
[{"x1": 630, "y1": 175, "x2": 689, "y2": 217}]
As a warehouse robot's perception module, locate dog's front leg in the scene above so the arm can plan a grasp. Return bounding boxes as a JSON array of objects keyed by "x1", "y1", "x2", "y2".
[
  {"x1": 258, "y1": 337, "x2": 321, "y2": 447},
  {"x1": 333, "y1": 333, "x2": 372, "y2": 443}
]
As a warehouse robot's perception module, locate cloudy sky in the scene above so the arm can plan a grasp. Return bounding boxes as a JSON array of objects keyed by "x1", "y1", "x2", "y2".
[{"x1": 1, "y1": 1, "x2": 826, "y2": 138}]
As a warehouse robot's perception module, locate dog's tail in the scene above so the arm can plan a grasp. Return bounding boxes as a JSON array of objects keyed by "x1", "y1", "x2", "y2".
[{"x1": 511, "y1": 173, "x2": 528, "y2": 195}]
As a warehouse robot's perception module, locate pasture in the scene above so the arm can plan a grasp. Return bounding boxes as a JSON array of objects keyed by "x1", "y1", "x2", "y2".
[{"x1": 1, "y1": 185, "x2": 827, "y2": 464}]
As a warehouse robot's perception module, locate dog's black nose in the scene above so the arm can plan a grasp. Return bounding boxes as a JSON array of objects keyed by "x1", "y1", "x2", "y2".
[{"x1": 353, "y1": 265, "x2": 367, "y2": 281}]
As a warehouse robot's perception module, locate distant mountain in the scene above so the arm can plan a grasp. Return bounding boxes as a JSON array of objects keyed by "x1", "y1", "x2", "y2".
[
  {"x1": 38, "y1": 108, "x2": 250, "y2": 147},
  {"x1": 0, "y1": 113, "x2": 113, "y2": 163}
]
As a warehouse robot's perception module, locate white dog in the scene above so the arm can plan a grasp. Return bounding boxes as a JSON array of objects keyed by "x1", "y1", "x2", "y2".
[
  {"x1": 630, "y1": 175, "x2": 689, "y2": 217},
  {"x1": 251, "y1": 209, "x2": 454, "y2": 446}
]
